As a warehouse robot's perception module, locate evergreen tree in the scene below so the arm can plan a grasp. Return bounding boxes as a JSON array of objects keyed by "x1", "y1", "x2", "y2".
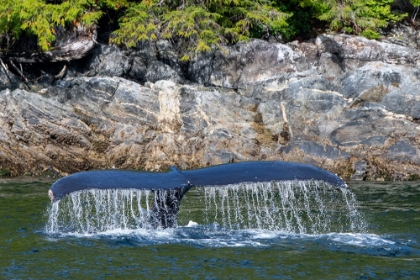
[
  {"x1": 0, "y1": 0, "x2": 416, "y2": 59},
  {"x1": 301, "y1": 0, "x2": 406, "y2": 39},
  {"x1": 111, "y1": 0, "x2": 290, "y2": 60},
  {"x1": 0, "y1": 0, "x2": 125, "y2": 51}
]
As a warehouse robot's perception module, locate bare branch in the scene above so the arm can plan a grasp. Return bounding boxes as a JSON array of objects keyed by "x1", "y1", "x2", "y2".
[
  {"x1": 0, "y1": 58, "x2": 9, "y2": 73},
  {"x1": 412, "y1": 6, "x2": 419, "y2": 23},
  {"x1": 54, "y1": 64, "x2": 67, "y2": 79},
  {"x1": 0, "y1": 58, "x2": 13, "y2": 84},
  {"x1": 9, "y1": 59, "x2": 29, "y2": 83}
]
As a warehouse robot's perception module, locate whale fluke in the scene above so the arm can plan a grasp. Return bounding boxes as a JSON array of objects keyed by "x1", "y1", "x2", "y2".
[{"x1": 48, "y1": 161, "x2": 346, "y2": 228}]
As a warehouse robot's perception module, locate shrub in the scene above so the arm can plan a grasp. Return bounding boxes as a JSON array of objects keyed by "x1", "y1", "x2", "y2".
[
  {"x1": 309, "y1": 0, "x2": 406, "y2": 38},
  {"x1": 0, "y1": 0, "x2": 415, "y2": 58},
  {"x1": 111, "y1": 0, "x2": 291, "y2": 60},
  {"x1": 0, "y1": 0, "x2": 125, "y2": 51}
]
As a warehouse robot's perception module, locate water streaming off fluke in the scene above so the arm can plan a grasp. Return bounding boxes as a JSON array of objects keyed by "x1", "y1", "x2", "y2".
[
  {"x1": 46, "y1": 180, "x2": 366, "y2": 235},
  {"x1": 202, "y1": 180, "x2": 366, "y2": 234},
  {"x1": 46, "y1": 189, "x2": 160, "y2": 233}
]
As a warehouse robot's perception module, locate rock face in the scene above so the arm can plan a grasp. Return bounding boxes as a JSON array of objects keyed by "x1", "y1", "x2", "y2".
[{"x1": 0, "y1": 32, "x2": 419, "y2": 180}]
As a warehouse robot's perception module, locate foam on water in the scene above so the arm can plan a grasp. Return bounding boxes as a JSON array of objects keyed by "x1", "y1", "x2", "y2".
[
  {"x1": 45, "y1": 225, "x2": 396, "y2": 251},
  {"x1": 326, "y1": 232, "x2": 396, "y2": 247}
]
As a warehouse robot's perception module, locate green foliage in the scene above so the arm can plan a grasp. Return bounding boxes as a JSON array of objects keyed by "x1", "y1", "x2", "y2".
[
  {"x1": 411, "y1": 0, "x2": 420, "y2": 6},
  {"x1": 273, "y1": 0, "x2": 318, "y2": 40},
  {"x1": 0, "y1": 168, "x2": 11, "y2": 177},
  {"x1": 408, "y1": 173, "x2": 420, "y2": 181},
  {"x1": 111, "y1": 0, "x2": 290, "y2": 60},
  {"x1": 110, "y1": 0, "x2": 161, "y2": 48},
  {"x1": 0, "y1": 0, "x2": 126, "y2": 51},
  {"x1": 0, "y1": 0, "x2": 415, "y2": 57},
  {"x1": 361, "y1": 29, "x2": 380, "y2": 39},
  {"x1": 0, "y1": 0, "x2": 25, "y2": 44},
  {"x1": 302, "y1": 0, "x2": 406, "y2": 38}
]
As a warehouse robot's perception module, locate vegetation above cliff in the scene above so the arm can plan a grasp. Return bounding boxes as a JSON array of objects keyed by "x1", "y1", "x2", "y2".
[{"x1": 0, "y1": 0, "x2": 419, "y2": 59}]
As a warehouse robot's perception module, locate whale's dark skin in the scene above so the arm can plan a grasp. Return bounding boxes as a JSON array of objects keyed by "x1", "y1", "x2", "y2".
[{"x1": 48, "y1": 161, "x2": 346, "y2": 228}]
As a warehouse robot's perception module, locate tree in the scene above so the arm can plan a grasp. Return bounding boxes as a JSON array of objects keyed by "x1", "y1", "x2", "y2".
[
  {"x1": 110, "y1": 0, "x2": 291, "y2": 60},
  {"x1": 0, "y1": 0, "x2": 415, "y2": 65},
  {"x1": 301, "y1": 0, "x2": 406, "y2": 39},
  {"x1": 0, "y1": 0, "x2": 125, "y2": 52}
]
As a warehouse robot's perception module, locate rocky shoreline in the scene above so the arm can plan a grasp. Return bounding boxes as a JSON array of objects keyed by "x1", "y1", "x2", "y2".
[{"x1": 0, "y1": 31, "x2": 419, "y2": 180}]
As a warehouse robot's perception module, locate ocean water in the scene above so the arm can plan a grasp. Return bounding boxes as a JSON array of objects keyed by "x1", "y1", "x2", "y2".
[{"x1": 1, "y1": 178, "x2": 419, "y2": 279}]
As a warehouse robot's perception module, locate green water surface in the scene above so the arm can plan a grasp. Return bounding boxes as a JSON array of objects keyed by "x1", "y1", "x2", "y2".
[{"x1": 1, "y1": 178, "x2": 419, "y2": 279}]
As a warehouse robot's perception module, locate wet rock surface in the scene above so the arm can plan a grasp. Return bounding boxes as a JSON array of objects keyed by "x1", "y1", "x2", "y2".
[{"x1": 0, "y1": 32, "x2": 419, "y2": 180}]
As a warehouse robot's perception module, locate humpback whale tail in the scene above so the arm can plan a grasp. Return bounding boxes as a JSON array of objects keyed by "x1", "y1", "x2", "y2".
[{"x1": 48, "y1": 161, "x2": 346, "y2": 228}]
